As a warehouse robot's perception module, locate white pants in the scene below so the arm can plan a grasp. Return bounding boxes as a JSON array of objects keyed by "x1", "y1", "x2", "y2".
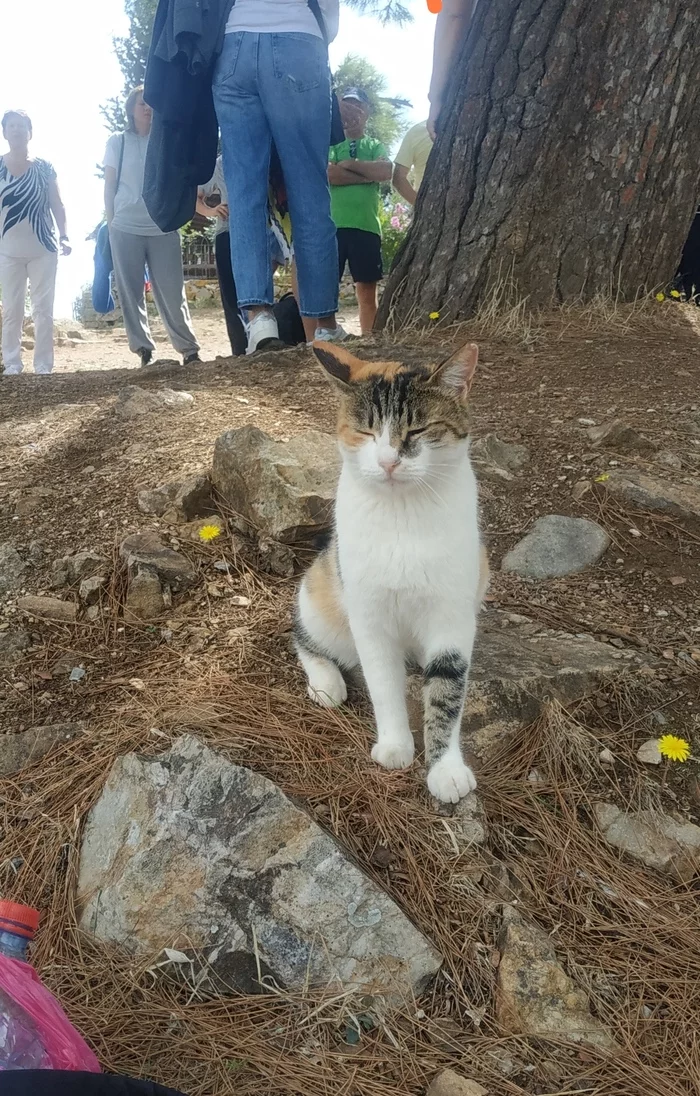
[{"x1": 0, "y1": 249, "x2": 58, "y2": 375}]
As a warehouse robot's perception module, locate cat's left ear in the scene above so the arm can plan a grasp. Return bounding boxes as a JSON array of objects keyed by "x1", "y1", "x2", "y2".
[{"x1": 430, "y1": 342, "x2": 478, "y2": 403}]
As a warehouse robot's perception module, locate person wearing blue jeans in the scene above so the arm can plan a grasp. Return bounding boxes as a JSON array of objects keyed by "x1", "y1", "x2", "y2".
[{"x1": 213, "y1": 0, "x2": 346, "y2": 353}]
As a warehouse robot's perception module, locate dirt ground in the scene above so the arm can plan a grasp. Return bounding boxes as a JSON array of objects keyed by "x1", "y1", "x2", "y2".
[{"x1": 1, "y1": 300, "x2": 699, "y2": 1095}]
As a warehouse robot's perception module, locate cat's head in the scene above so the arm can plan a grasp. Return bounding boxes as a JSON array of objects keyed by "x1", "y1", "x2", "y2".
[{"x1": 313, "y1": 341, "x2": 478, "y2": 487}]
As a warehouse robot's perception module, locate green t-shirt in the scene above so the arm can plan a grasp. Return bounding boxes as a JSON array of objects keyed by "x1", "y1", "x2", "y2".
[{"x1": 329, "y1": 136, "x2": 388, "y2": 236}]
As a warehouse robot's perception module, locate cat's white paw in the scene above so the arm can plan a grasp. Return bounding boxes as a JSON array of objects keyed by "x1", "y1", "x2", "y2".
[
  {"x1": 306, "y1": 664, "x2": 347, "y2": 708},
  {"x1": 427, "y1": 758, "x2": 477, "y2": 804},
  {"x1": 372, "y1": 737, "x2": 415, "y2": 770}
]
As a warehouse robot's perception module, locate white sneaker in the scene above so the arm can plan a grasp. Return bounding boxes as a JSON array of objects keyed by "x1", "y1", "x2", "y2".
[
  {"x1": 2, "y1": 363, "x2": 23, "y2": 376},
  {"x1": 314, "y1": 324, "x2": 348, "y2": 343},
  {"x1": 246, "y1": 311, "x2": 286, "y2": 355}
]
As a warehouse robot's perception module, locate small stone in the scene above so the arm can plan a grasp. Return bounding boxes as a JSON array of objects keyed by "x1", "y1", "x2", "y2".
[
  {"x1": 427, "y1": 1070, "x2": 488, "y2": 1096},
  {"x1": 501, "y1": 515, "x2": 610, "y2": 580},
  {"x1": 17, "y1": 596, "x2": 77, "y2": 623},
  {"x1": 669, "y1": 576, "x2": 686, "y2": 586},
  {"x1": 588, "y1": 419, "x2": 657, "y2": 454},
  {"x1": 471, "y1": 434, "x2": 530, "y2": 481},
  {"x1": 691, "y1": 650, "x2": 700, "y2": 663},
  {"x1": 69, "y1": 667, "x2": 87, "y2": 683},
  {"x1": 114, "y1": 386, "x2": 194, "y2": 420},
  {"x1": 0, "y1": 629, "x2": 31, "y2": 664},
  {"x1": 594, "y1": 802, "x2": 700, "y2": 881},
  {"x1": 650, "y1": 710, "x2": 669, "y2": 726},
  {"x1": 120, "y1": 531, "x2": 197, "y2": 591},
  {"x1": 599, "y1": 748, "x2": 615, "y2": 765},
  {"x1": 0, "y1": 722, "x2": 84, "y2": 777},
  {"x1": 636, "y1": 738, "x2": 662, "y2": 765},
  {"x1": 662, "y1": 649, "x2": 675, "y2": 660},
  {"x1": 572, "y1": 479, "x2": 592, "y2": 500},
  {"x1": 0, "y1": 543, "x2": 27, "y2": 593},
  {"x1": 125, "y1": 567, "x2": 166, "y2": 621},
  {"x1": 258, "y1": 537, "x2": 295, "y2": 577},
  {"x1": 657, "y1": 450, "x2": 683, "y2": 471},
  {"x1": 496, "y1": 906, "x2": 615, "y2": 1048},
  {"x1": 79, "y1": 575, "x2": 107, "y2": 604}
]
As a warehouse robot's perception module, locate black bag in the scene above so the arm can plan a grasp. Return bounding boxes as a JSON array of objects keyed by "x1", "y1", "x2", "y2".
[
  {"x1": 2, "y1": 1072, "x2": 187, "y2": 1096},
  {"x1": 274, "y1": 292, "x2": 306, "y2": 346}
]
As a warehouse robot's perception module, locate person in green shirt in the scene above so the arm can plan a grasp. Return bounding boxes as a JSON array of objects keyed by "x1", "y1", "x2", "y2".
[{"x1": 328, "y1": 88, "x2": 392, "y2": 333}]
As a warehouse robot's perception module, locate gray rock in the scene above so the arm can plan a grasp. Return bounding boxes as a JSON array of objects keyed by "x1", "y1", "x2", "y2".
[
  {"x1": 0, "y1": 543, "x2": 27, "y2": 593},
  {"x1": 138, "y1": 473, "x2": 214, "y2": 522},
  {"x1": 125, "y1": 567, "x2": 166, "y2": 621},
  {"x1": 17, "y1": 595, "x2": 77, "y2": 623},
  {"x1": 258, "y1": 537, "x2": 296, "y2": 578},
  {"x1": 0, "y1": 629, "x2": 31, "y2": 664},
  {"x1": 78, "y1": 735, "x2": 441, "y2": 1001},
  {"x1": 427, "y1": 1071, "x2": 488, "y2": 1096},
  {"x1": 119, "y1": 531, "x2": 197, "y2": 591},
  {"x1": 594, "y1": 802, "x2": 700, "y2": 881},
  {"x1": 212, "y1": 426, "x2": 339, "y2": 543},
  {"x1": 114, "y1": 386, "x2": 194, "y2": 420},
  {"x1": 587, "y1": 419, "x2": 657, "y2": 454},
  {"x1": 603, "y1": 471, "x2": 700, "y2": 525},
  {"x1": 501, "y1": 515, "x2": 610, "y2": 579},
  {"x1": 79, "y1": 575, "x2": 107, "y2": 605},
  {"x1": 0, "y1": 722, "x2": 84, "y2": 777},
  {"x1": 407, "y1": 612, "x2": 642, "y2": 758},
  {"x1": 496, "y1": 906, "x2": 615, "y2": 1049},
  {"x1": 471, "y1": 434, "x2": 529, "y2": 481},
  {"x1": 52, "y1": 550, "x2": 107, "y2": 589},
  {"x1": 636, "y1": 738, "x2": 662, "y2": 765},
  {"x1": 657, "y1": 450, "x2": 683, "y2": 471}
]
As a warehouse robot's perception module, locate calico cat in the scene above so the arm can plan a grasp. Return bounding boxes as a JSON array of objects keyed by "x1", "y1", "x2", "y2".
[{"x1": 294, "y1": 340, "x2": 489, "y2": 804}]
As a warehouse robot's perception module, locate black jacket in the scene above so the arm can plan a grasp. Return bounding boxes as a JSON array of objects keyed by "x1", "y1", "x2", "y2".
[
  {"x1": 143, "y1": 0, "x2": 234, "y2": 232},
  {"x1": 3, "y1": 1073, "x2": 186, "y2": 1096}
]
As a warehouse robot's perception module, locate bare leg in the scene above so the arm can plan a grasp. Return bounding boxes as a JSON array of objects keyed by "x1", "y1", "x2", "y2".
[{"x1": 355, "y1": 281, "x2": 378, "y2": 334}]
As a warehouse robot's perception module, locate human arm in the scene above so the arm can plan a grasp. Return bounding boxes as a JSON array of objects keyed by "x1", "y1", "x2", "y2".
[
  {"x1": 48, "y1": 176, "x2": 71, "y2": 255},
  {"x1": 328, "y1": 162, "x2": 366, "y2": 186},
  {"x1": 104, "y1": 166, "x2": 117, "y2": 228},
  {"x1": 427, "y1": 0, "x2": 476, "y2": 140},
  {"x1": 338, "y1": 158, "x2": 393, "y2": 183},
  {"x1": 392, "y1": 163, "x2": 417, "y2": 205}
]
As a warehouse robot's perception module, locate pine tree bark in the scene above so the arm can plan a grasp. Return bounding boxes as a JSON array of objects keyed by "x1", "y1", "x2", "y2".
[{"x1": 377, "y1": 0, "x2": 700, "y2": 329}]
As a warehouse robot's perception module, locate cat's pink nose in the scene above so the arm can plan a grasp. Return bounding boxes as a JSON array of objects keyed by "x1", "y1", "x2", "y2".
[{"x1": 379, "y1": 455, "x2": 400, "y2": 476}]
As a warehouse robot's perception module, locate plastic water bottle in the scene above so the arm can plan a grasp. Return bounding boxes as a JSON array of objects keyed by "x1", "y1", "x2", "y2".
[{"x1": 0, "y1": 901, "x2": 49, "y2": 1070}]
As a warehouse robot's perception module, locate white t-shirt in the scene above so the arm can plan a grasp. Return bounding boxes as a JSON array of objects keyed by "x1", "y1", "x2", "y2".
[
  {"x1": 103, "y1": 132, "x2": 163, "y2": 237},
  {"x1": 226, "y1": 0, "x2": 339, "y2": 42}
]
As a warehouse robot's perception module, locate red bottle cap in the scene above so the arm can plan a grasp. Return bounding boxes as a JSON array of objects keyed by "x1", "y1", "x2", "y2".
[{"x1": 0, "y1": 900, "x2": 41, "y2": 940}]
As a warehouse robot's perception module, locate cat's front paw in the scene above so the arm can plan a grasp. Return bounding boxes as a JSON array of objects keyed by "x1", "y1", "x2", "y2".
[
  {"x1": 372, "y1": 737, "x2": 415, "y2": 770},
  {"x1": 306, "y1": 663, "x2": 348, "y2": 708},
  {"x1": 427, "y1": 757, "x2": 477, "y2": 803}
]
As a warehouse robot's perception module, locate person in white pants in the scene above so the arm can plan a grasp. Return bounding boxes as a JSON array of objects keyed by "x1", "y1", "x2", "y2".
[{"x1": 0, "y1": 110, "x2": 71, "y2": 376}]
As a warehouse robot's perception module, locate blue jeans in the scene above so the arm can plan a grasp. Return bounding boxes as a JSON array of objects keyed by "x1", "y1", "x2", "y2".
[{"x1": 213, "y1": 32, "x2": 339, "y2": 318}]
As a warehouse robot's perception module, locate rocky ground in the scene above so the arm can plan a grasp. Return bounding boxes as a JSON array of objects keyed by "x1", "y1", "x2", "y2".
[{"x1": 1, "y1": 301, "x2": 699, "y2": 1096}]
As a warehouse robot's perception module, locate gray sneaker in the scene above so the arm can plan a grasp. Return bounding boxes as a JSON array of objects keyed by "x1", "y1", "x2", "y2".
[{"x1": 313, "y1": 324, "x2": 348, "y2": 343}]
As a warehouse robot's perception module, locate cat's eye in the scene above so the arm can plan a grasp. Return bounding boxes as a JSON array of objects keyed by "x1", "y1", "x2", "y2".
[{"x1": 405, "y1": 427, "x2": 428, "y2": 439}]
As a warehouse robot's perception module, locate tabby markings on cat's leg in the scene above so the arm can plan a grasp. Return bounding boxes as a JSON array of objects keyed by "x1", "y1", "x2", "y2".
[{"x1": 423, "y1": 647, "x2": 477, "y2": 803}]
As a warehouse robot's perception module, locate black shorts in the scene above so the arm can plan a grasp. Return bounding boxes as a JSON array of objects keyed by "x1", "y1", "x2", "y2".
[{"x1": 337, "y1": 228, "x2": 383, "y2": 284}]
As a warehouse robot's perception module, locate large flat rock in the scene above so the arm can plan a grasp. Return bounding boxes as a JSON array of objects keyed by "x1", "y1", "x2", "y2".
[{"x1": 78, "y1": 736, "x2": 440, "y2": 1002}]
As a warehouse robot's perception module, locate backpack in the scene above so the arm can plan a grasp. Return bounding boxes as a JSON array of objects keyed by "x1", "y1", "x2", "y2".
[{"x1": 274, "y1": 292, "x2": 306, "y2": 346}]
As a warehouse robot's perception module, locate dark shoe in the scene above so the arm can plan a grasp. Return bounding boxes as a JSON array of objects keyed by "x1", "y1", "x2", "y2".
[
  {"x1": 138, "y1": 348, "x2": 153, "y2": 367},
  {"x1": 183, "y1": 351, "x2": 202, "y2": 365}
]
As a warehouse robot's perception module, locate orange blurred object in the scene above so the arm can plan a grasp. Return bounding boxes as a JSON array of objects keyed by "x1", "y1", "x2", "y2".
[{"x1": 427, "y1": 0, "x2": 442, "y2": 10}]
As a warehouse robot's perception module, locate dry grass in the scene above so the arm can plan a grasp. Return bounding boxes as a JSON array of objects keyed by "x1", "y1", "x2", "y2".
[{"x1": 2, "y1": 646, "x2": 700, "y2": 1095}]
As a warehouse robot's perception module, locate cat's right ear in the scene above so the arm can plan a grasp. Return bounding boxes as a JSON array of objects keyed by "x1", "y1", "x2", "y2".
[{"x1": 312, "y1": 341, "x2": 360, "y2": 390}]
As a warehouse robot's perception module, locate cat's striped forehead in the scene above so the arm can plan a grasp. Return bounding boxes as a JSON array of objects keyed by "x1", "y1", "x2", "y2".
[{"x1": 362, "y1": 368, "x2": 429, "y2": 428}]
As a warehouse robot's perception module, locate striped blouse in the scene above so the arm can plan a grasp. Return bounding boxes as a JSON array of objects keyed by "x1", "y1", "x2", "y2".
[{"x1": 0, "y1": 157, "x2": 57, "y2": 255}]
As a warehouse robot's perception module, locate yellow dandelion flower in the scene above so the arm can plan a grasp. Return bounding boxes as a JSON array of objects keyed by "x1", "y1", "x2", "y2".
[
  {"x1": 658, "y1": 734, "x2": 691, "y2": 763},
  {"x1": 429, "y1": 311, "x2": 440, "y2": 321},
  {"x1": 655, "y1": 291, "x2": 666, "y2": 302},
  {"x1": 199, "y1": 524, "x2": 222, "y2": 542},
  {"x1": 670, "y1": 289, "x2": 682, "y2": 299}
]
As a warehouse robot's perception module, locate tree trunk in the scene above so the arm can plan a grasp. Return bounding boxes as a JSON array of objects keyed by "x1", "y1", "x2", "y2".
[{"x1": 377, "y1": 0, "x2": 700, "y2": 329}]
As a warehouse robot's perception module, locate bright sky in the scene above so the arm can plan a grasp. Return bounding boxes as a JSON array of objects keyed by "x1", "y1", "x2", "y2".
[{"x1": 0, "y1": 0, "x2": 435, "y2": 319}]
